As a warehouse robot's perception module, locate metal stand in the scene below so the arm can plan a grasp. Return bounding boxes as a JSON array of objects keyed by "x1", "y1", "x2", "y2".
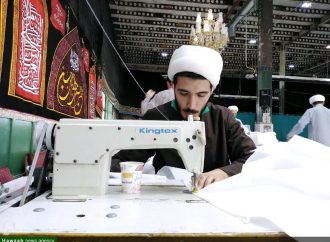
[{"x1": 19, "y1": 123, "x2": 47, "y2": 206}]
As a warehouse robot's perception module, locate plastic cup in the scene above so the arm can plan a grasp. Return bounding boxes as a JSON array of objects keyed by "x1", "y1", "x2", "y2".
[{"x1": 120, "y1": 162, "x2": 144, "y2": 193}]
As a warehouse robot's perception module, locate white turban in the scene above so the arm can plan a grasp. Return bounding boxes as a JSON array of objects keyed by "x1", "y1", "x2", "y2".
[
  {"x1": 228, "y1": 105, "x2": 239, "y2": 112},
  {"x1": 167, "y1": 45, "x2": 223, "y2": 91},
  {"x1": 309, "y1": 94, "x2": 325, "y2": 105}
]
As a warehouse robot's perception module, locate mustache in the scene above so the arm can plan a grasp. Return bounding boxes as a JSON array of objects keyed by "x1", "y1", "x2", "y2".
[{"x1": 182, "y1": 108, "x2": 199, "y2": 114}]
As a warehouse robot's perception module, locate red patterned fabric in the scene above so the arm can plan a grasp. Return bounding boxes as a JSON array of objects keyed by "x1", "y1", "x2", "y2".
[
  {"x1": 88, "y1": 65, "x2": 96, "y2": 118},
  {"x1": 0, "y1": 167, "x2": 13, "y2": 184},
  {"x1": 96, "y1": 78, "x2": 103, "y2": 116},
  {"x1": 47, "y1": 27, "x2": 87, "y2": 118},
  {"x1": 82, "y1": 47, "x2": 90, "y2": 73},
  {"x1": 50, "y1": 0, "x2": 66, "y2": 35},
  {"x1": 8, "y1": 0, "x2": 48, "y2": 105}
]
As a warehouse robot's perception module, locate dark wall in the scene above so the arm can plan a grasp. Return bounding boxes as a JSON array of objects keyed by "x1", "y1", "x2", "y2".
[
  {"x1": 212, "y1": 77, "x2": 330, "y2": 115},
  {"x1": 118, "y1": 70, "x2": 166, "y2": 108},
  {"x1": 68, "y1": 0, "x2": 127, "y2": 106},
  {"x1": 68, "y1": 1, "x2": 167, "y2": 109},
  {"x1": 284, "y1": 81, "x2": 330, "y2": 115}
]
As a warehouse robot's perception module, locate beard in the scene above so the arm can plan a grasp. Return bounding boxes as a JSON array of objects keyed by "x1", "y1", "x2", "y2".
[{"x1": 174, "y1": 98, "x2": 209, "y2": 120}]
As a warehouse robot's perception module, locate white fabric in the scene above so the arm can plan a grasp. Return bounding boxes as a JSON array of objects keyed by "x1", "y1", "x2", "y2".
[
  {"x1": 196, "y1": 136, "x2": 330, "y2": 237},
  {"x1": 309, "y1": 94, "x2": 325, "y2": 105},
  {"x1": 248, "y1": 131, "x2": 278, "y2": 146},
  {"x1": 287, "y1": 104, "x2": 330, "y2": 146},
  {"x1": 141, "y1": 89, "x2": 174, "y2": 115},
  {"x1": 228, "y1": 105, "x2": 238, "y2": 112},
  {"x1": 167, "y1": 45, "x2": 223, "y2": 91}
]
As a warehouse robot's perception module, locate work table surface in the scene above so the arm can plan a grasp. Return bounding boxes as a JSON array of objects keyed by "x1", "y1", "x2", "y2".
[{"x1": 0, "y1": 185, "x2": 289, "y2": 241}]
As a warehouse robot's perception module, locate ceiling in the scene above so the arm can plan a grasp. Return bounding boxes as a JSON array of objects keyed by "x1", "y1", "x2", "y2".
[{"x1": 108, "y1": 0, "x2": 330, "y2": 79}]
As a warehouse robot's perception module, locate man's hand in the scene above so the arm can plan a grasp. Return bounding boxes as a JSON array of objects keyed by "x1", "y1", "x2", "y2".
[{"x1": 197, "y1": 169, "x2": 229, "y2": 189}]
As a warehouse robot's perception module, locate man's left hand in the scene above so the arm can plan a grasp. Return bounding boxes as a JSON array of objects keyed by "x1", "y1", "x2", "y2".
[{"x1": 197, "y1": 169, "x2": 229, "y2": 189}]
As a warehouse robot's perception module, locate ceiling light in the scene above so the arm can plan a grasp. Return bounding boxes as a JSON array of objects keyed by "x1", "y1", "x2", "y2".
[
  {"x1": 301, "y1": 1, "x2": 312, "y2": 8},
  {"x1": 161, "y1": 74, "x2": 168, "y2": 80},
  {"x1": 288, "y1": 64, "x2": 295, "y2": 69},
  {"x1": 190, "y1": 9, "x2": 229, "y2": 52},
  {"x1": 248, "y1": 39, "x2": 257, "y2": 44},
  {"x1": 326, "y1": 45, "x2": 330, "y2": 49},
  {"x1": 160, "y1": 52, "x2": 168, "y2": 57}
]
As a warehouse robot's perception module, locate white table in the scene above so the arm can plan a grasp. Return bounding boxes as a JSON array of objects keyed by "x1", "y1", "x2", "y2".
[{"x1": 0, "y1": 185, "x2": 289, "y2": 242}]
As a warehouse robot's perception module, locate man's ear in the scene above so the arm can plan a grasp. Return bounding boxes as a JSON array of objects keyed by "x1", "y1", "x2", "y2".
[{"x1": 167, "y1": 80, "x2": 174, "y2": 89}]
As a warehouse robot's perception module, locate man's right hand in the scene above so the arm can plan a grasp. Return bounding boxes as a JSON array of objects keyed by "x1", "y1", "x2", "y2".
[{"x1": 196, "y1": 168, "x2": 229, "y2": 189}]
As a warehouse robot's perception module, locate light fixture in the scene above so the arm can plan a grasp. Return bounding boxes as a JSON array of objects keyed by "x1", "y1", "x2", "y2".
[
  {"x1": 190, "y1": 9, "x2": 229, "y2": 53},
  {"x1": 160, "y1": 52, "x2": 168, "y2": 57},
  {"x1": 161, "y1": 74, "x2": 168, "y2": 80},
  {"x1": 326, "y1": 44, "x2": 330, "y2": 49},
  {"x1": 248, "y1": 39, "x2": 257, "y2": 44},
  {"x1": 288, "y1": 64, "x2": 295, "y2": 69},
  {"x1": 301, "y1": 1, "x2": 312, "y2": 8}
]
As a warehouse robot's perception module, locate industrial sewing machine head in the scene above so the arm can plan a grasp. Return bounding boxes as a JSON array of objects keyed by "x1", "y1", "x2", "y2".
[{"x1": 52, "y1": 119, "x2": 206, "y2": 199}]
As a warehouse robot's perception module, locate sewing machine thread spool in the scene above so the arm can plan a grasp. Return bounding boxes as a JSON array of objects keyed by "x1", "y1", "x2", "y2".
[{"x1": 187, "y1": 114, "x2": 200, "y2": 121}]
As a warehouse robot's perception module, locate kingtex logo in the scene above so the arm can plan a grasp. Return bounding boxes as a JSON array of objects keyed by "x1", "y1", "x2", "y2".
[{"x1": 139, "y1": 128, "x2": 178, "y2": 135}]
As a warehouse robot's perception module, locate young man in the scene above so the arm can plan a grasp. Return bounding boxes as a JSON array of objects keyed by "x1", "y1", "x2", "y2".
[
  {"x1": 112, "y1": 45, "x2": 256, "y2": 188},
  {"x1": 287, "y1": 94, "x2": 330, "y2": 146}
]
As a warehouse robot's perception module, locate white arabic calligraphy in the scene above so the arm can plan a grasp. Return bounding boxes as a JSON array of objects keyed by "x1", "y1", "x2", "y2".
[
  {"x1": 70, "y1": 49, "x2": 79, "y2": 72},
  {"x1": 18, "y1": 0, "x2": 43, "y2": 95},
  {"x1": 89, "y1": 80, "x2": 96, "y2": 118},
  {"x1": 53, "y1": 4, "x2": 65, "y2": 30}
]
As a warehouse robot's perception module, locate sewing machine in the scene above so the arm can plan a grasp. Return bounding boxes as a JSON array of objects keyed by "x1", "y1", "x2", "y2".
[
  {"x1": 1, "y1": 119, "x2": 286, "y2": 239},
  {"x1": 52, "y1": 119, "x2": 206, "y2": 199}
]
